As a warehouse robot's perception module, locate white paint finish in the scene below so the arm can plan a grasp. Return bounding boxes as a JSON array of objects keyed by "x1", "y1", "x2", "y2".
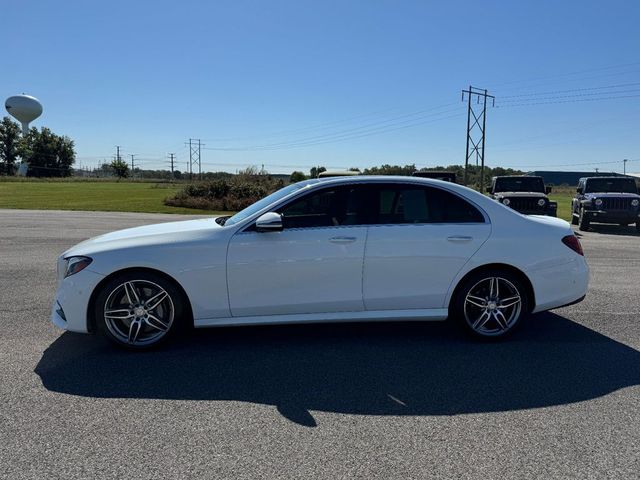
[
  {"x1": 195, "y1": 307, "x2": 449, "y2": 327},
  {"x1": 363, "y1": 223, "x2": 491, "y2": 310},
  {"x1": 50, "y1": 176, "x2": 590, "y2": 336},
  {"x1": 52, "y1": 269, "x2": 105, "y2": 333},
  {"x1": 227, "y1": 227, "x2": 366, "y2": 316}
]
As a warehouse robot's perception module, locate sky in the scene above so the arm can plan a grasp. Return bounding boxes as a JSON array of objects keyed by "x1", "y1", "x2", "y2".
[{"x1": 3, "y1": 0, "x2": 640, "y2": 174}]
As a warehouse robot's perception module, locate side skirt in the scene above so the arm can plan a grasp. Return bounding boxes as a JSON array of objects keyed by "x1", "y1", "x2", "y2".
[{"x1": 194, "y1": 308, "x2": 449, "y2": 328}]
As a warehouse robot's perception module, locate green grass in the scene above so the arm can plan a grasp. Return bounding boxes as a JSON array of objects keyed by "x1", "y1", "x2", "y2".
[
  {"x1": 0, "y1": 178, "x2": 577, "y2": 221},
  {"x1": 0, "y1": 180, "x2": 227, "y2": 215},
  {"x1": 549, "y1": 187, "x2": 575, "y2": 222}
]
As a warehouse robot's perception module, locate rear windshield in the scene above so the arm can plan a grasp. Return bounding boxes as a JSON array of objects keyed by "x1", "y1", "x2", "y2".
[
  {"x1": 585, "y1": 178, "x2": 638, "y2": 194},
  {"x1": 493, "y1": 177, "x2": 545, "y2": 193}
]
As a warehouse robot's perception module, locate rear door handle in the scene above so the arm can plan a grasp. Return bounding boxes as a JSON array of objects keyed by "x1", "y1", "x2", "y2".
[
  {"x1": 330, "y1": 236, "x2": 357, "y2": 243},
  {"x1": 447, "y1": 235, "x2": 473, "y2": 242}
]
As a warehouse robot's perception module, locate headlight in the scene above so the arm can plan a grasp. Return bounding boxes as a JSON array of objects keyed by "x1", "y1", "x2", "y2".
[
  {"x1": 632, "y1": 199, "x2": 639, "y2": 207},
  {"x1": 594, "y1": 198, "x2": 603, "y2": 207},
  {"x1": 65, "y1": 256, "x2": 93, "y2": 277},
  {"x1": 537, "y1": 199, "x2": 546, "y2": 206},
  {"x1": 502, "y1": 198, "x2": 511, "y2": 206}
]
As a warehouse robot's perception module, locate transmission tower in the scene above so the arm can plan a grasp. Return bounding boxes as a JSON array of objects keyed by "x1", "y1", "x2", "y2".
[
  {"x1": 188, "y1": 139, "x2": 203, "y2": 180},
  {"x1": 462, "y1": 86, "x2": 495, "y2": 190}
]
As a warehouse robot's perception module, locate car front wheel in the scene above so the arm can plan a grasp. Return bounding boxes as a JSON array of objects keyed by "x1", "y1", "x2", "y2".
[
  {"x1": 452, "y1": 270, "x2": 529, "y2": 339},
  {"x1": 95, "y1": 271, "x2": 186, "y2": 350},
  {"x1": 578, "y1": 208, "x2": 590, "y2": 231}
]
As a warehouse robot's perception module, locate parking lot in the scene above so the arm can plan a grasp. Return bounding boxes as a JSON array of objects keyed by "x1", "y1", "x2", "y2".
[{"x1": 1, "y1": 209, "x2": 639, "y2": 479}]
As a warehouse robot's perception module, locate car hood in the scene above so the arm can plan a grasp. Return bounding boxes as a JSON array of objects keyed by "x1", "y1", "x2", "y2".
[
  {"x1": 63, "y1": 218, "x2": 223, "y2": 257},
  {"x1": 495, "y1": 192, "x2": 547, "y2": 198}
]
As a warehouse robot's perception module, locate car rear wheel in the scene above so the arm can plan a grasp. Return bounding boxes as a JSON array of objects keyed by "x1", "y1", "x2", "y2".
[
  {"x1": 452, "y1": 270, "x2": 529, "y2": 339},
  {"x1": 95, "y1": 271, "x2": 186, "y2": 350},
  {"x1": 636, "y1": 222, "x2": 640, "y2": 233}
]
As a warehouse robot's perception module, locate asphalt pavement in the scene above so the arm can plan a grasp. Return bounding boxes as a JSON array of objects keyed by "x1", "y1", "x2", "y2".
[{"x1": 1, "y1": 209, "x2": 638, "y2": 479}]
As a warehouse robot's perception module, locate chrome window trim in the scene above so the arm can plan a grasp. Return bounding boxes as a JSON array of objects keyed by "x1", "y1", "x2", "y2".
[{"x1": 232, "y1": 178, "x2": 491, "y2": 234}]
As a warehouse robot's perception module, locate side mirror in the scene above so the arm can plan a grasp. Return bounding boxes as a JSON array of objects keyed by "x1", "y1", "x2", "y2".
[
  {"x1": 255, "y1": 212, "x2": 283, "y2": 232},
  {"x1": 545, "y1": 186, "x2": 552, "y2": 194},
  {"x1": 576, "y1": 187, "x2": 583, "y2": 194},
  {"x1": 485, "y1": 187, "x2": 492, "y2": 193}
]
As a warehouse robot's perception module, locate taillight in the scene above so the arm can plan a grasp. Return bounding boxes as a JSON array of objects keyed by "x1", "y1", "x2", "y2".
[{"x1": 562, "y1": 235, "x2": 584, "y2": 256}]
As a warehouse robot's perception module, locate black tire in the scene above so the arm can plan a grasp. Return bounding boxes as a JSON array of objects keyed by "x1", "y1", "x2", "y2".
[
  {"x1": 571, "y1": 213, "x2": 578, "y2": 225},
  {"x1": 578, "y1": 208, "x2": 590, "y2": 231},
  {"x1": 451, "y1": 269, "x2": 529, "y2": 340},
  {"x1": 636, "y1": 222, "x2": 640, "y2": 233},
  {"x1": 94, "y1": 270, "x2": 187, "y2": 350}
]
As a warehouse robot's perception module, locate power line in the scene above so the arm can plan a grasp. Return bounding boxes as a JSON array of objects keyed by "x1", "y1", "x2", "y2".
[
  {"x1": 496, "y1": 93, "x2": 640, "y2": 108},
  {"x1": 488, "y1": 61, "x2": 640, "y2": 91},
  {"x1": 202, "y1": 107, "x2": 463, "y2": 151},
  {"x1": 506, "y1": 158, "x2": 640, "y2": 169},
  {"x1": 499, "y1": 82, "x2": 640, "y2": 99}
]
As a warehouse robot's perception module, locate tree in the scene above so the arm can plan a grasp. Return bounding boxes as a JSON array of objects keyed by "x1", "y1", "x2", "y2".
[
  {"x1": 110, "y1": 159, "x2": 130, "y2": 179},
  {"x1": 20, "y1": 127, "x2": 76, "y2": 177},
  {"x1": 363, "y1": 164, "x2": 417, "y2": 176},
  {"x1": 289, "y1": 171, "x2": 307, "y2": 183},
  {"x1": 309, "y1": 166, "x2": 326, "y2": 178},
  {"x1": 0, "y1": 117, "x2": 21, "y2": 175}
]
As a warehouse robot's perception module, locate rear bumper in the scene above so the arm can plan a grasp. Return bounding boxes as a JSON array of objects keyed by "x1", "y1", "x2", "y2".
[{"x1": 529, "y1": 256, "x2": 589, "y2": 313}]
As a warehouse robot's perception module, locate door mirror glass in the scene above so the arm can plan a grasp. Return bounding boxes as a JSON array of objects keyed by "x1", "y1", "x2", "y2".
[
  {"x1": 576, "y1": 187, "x2": 583, "y2": 194},
  {"x1": 486, "y1": 186, "x2": 492, "y2": 193},
  {"x1": 255, "y1": 212, "x2": 283, "y2": 232},
  {"x1": 545, "y1": 186, "x2": 552, "y2": 194}
]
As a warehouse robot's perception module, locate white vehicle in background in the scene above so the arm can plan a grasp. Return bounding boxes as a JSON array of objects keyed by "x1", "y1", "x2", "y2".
[{"x1": 51, "y1": 176, "x2": 589, "y2": 350}]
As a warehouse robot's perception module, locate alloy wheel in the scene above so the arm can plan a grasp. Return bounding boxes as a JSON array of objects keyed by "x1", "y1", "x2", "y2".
[
  {"x1": 103, "y1": 280, "x2": 175, "y2": 346},
  {"x1": 463, "y1": 276, "x2": 522, "y2": 336}
]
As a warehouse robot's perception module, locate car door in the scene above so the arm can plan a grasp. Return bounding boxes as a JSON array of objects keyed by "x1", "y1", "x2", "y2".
[
  {"x1": 227, "y1": 184, "x2": 368, "y2": 317},
  {"x1": 363, "y1": 183, "x2": 491, "y2": 311}
]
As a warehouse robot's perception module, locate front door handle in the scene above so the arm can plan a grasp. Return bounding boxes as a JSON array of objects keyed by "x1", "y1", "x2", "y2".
[
  {"x1": 330, "y1": 236, "x2": 357, "y2": 243},
  {"x1": 447, "y1": 235, "x2": 473, "y2": 242}
]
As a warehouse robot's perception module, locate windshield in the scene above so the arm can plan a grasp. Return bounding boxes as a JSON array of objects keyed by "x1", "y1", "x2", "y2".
[
  {"x1": 494, "y1": 177, "x2": 545, "y2": 193},
  {"x1": 224, "y1": 182, "x2": 313, "y2": 226},
  {"x1": 585, "y1": 178, "x2": 638, "y2": 194}
]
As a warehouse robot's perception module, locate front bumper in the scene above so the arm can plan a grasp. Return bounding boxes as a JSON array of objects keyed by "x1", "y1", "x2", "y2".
[
  {"x1": 50, "y1": 269, "x2": 105, "y2": 333},
  {"x1": 583, "y1": 209, "x2": 640, "y2": 224}
]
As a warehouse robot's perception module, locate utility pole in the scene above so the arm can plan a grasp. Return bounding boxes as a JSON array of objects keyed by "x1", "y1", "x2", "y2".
[
  {"x1": 623, "y1": 158, "x2": 628, "y2": 175},
  {"x1": 130, "y1": 154, "x2": 136, "y2": 180},
  {"x1": 115, "y1": 145, "x2": 121, "y2": 162},
  {"x1": 169, "y1": 153, "x2": 175, "y2": 179},
  {"x1": 462, "y1": 86, "x2": 495, "y2": 190}
]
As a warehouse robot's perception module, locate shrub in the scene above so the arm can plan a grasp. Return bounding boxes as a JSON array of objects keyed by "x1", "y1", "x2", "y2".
[{"x1": 165, "y1": 175, "x2": 282, "y2": 212}]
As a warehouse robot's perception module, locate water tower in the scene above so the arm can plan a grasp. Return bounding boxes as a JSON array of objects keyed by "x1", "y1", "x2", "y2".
[{"x1": 5, "y1": 94, "x2": 43, "y2": 134}]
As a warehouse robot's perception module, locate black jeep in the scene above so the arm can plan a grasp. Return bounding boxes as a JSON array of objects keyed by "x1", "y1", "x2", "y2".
[
  {"x1": 487, "y1": 175, "x2": 557, "y2": 216},
  {"x1": 572, "y1": 176, "x2": 640, "y2": 231}
]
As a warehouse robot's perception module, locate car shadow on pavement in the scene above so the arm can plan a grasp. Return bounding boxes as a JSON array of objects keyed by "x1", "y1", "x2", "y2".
[{"x1": 35, "y1": 312, "x2": 640, "y2": 427}]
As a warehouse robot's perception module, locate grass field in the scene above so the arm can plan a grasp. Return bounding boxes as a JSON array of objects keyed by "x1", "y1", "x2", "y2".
[
  {"x1": 0, "y1": 180, "x2": 224, "y2": 215},
  {"x1": 0, "y1": 179, "x2": 576, "y2": 221},
  {"x1": 549, "y1": 189, "x2": 574, "y2": 222}
]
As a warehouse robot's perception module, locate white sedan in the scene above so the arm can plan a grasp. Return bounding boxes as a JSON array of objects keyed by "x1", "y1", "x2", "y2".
[{"x1": 51, "y1": 176, "x2": 589, "y2": 349}]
